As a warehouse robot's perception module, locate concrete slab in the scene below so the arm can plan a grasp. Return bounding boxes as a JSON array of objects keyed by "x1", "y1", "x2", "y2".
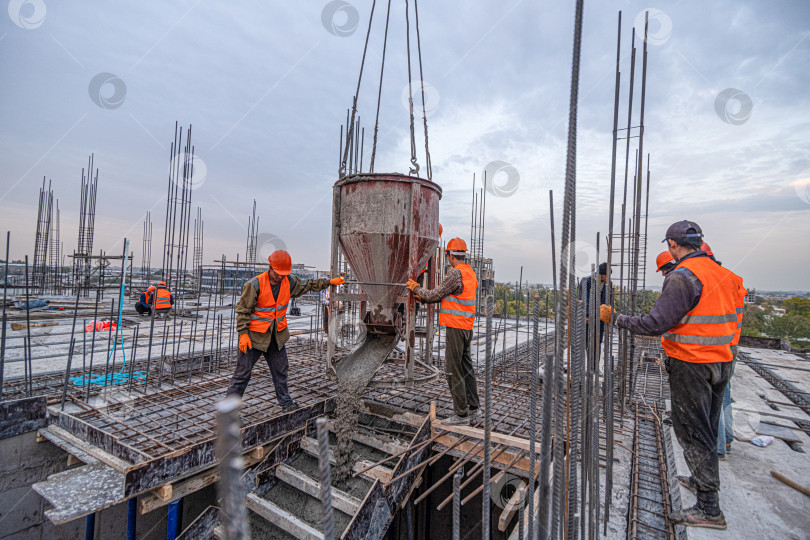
[{"x1": 669, "y1": 355, "x2": 810, "y2": 539}]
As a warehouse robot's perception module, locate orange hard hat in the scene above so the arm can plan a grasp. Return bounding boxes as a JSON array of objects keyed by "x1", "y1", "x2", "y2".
[
  {"x1": 700, "y1": 241, "x2": 714, "y2": 257},
  {"x1": 157, "y1": 281, "x2": 167, "y2": 287},
  {"x1": 445, "y1": 237, "x2": 468, "y2": 254},
  {"x1": 438, "y1": 223, "x2": 443, "y2": 237},
  {"x1": 147, "y1": 285, "x2": 156, "y2": 292},
  {"x1": 268, "y1": 250, "x2": 292, "y2": 275},
  {"x1": 655, "y1": 251, "x2": 675, "y2": 272}
]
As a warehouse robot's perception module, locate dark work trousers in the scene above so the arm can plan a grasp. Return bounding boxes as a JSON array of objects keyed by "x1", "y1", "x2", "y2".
[
  {"x1": 666, "y1": 356, "x2": 732, "y2": 506},
  {"x1": 444, "y1": 326, "x2": 480, "y2": 417},
  {"x1": 135, "y1": 302, "x2": 151, "y2": 315},
  {"x1": 226, "y1": 335, "x2": 293, "y2": 407}
]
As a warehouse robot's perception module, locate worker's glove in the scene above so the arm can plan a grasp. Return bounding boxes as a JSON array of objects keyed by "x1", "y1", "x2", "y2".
[
  {"x1": 599, "y1": 305, "x2": 615, "y2": 324},
  {"x1": 329, "y1": 277, "x2": 345, "y2": 286},
  {"x1": 238, "y1": 334, "x2": 252, "y2": 354},
  {"x1": 406, "y1": 279, "x2": 420, "y2": 292}
]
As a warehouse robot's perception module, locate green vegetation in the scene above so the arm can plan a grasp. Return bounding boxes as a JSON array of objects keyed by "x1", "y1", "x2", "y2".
[
  {"x1": 494, "y1": 283, "x2": 555, "y2": 317},
  {"x1": 741, "y1": 296, "x2": 810, "y2": 350}
]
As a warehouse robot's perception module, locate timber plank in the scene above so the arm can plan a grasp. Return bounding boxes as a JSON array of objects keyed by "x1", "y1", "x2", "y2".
[
  {"x1": 246, "y1": 493, "x2": 325, "y2": 540},
  {"x1": 275, "y1": 463, "x2": 361, "y2": 516},
  {"x1": 433, "y1": 419, "x2": 541, "y2": 453},
  {"x1": 43, "y1": 425, "x2": 132, "y2": 471},
  {"x1": 299, "y1": 437, "x2": 393, "y2": 484}
]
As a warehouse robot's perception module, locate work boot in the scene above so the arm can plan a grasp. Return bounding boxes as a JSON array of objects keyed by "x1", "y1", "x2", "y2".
[
  {"x1": 468, "y1": 409, "x2": 481, "y2": 424},
  {"x1": 444, "y1": 414, "x2": 470, "y2": 426},
  {"x1": 281, "y1": 402, "x2": 301, "y2": 413},
  {"x1": 677, "y1": 476, "x2": 697, "y2": 494},
  {"x1": 668, "y1": 505, "x2": 727, "y2": 530}
]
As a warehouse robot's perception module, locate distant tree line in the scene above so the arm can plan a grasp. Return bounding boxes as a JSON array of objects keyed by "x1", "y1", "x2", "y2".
[{"x1": 742, "y1": 296, "x2": 810, "y2": 349}]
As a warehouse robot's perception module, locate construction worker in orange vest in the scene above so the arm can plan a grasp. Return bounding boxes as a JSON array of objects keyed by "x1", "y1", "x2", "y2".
[
  {"x1": 135, "y1": 285, "x2": 156, "y2": 316},
  {"x1": 407, "y1": 237, "x2": 480, "y2": 426},
  {"x1": 600, "y1": 221, "x2": 745, "y2": 530},
  {"x1": 700, "y1": 242, "x2": 746, "y2": 460},
  {"x1": 655, "y1": 250, "x2": 677, "y2": 276},
  {"x1": 152, "y1": 282, "x2": 173, "y2": 317},
  {"x1": 226, "y1": 250, "x2": 344, "y2": 411}
]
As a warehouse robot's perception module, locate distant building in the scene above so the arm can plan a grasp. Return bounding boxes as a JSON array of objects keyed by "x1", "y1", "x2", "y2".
[{"x1": 745, "y1": 288, "x2": 756, "y2": 304}]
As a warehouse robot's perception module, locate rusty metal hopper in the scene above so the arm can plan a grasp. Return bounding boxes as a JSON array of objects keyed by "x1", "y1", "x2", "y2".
[{"x1": 334, "y1": 173, "x2": 441, "y2": 331}]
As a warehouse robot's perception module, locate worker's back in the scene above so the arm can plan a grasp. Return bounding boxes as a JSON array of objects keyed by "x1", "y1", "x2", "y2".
[{"x1": 155, "y1": 285, "x2": 172, "y2": 311}]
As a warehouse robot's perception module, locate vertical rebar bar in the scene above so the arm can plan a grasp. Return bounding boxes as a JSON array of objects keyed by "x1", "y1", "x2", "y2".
[
  {"x1": 482, "y1": 295, "x2": 493, "y2": 538},
  {"x1": 60, "y1": 338, "x2": 76, "y2": 410},
  {"x1": 215, "y1": 395, "x2": 249, "y2": 540},
  {"x1": 518, "y1": 484, "x2": 526, "y2": 540},
  {"x1": 0, "y1": 231, "x2": 10, "y2": 399},
  {"x1": 316, "y1": 417, "x2": 335, "y2": 540},
  {"x1": 23, "y1": 256, "x2": 33, "y2": 396},
  {"x1": 452, "y1": 467, "x2": 462, "y2": 540},
  {"x1": 528, "y1": 293, "x2": 539, "y2": 540},
  {"x1": 86, "y1": 288, "x2": 100, "y2": 402},
  {"x1": 603, "y1": 12, "x2": 622, "y2": 530}
]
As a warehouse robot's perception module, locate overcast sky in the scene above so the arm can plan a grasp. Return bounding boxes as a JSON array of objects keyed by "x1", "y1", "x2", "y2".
[{"x1": 1, "y1": 1, "x2": 809, "y2": 291}]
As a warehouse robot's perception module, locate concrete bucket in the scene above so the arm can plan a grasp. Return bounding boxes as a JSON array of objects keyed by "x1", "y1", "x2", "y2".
[{"x1": 330, "y1": 173, "x2": 441, "y2": 387}]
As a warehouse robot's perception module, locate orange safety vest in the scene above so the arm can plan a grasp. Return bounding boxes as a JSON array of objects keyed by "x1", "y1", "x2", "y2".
[
  {"x1": 731, "y1": 274, "x2": 747, "y2": 347},
  {"x1": 143, "y1": 287, "x2": 154, "y2": 304},
  {"x1": 661, "y1": 257, "x2": 743, "y2": 363},
  {"x1": 154, "y1": 287, "x2": 172, "y2": 311},
  {"x1": 248, "y1": 272, "x2": 290, "y2": 333},
  {"x1": 439, "y1": 264, "x2": 478, "y2": 330}
]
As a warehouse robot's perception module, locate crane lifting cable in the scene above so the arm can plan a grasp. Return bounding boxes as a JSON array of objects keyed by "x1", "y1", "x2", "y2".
[{"x1": 340, "y1": 0, "x2": 432, "y2": 182}]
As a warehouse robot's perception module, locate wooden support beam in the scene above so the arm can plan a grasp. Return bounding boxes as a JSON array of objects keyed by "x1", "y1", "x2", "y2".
[
  {"x1": 434, "y1": 434, "x2": 533, "y2": 473},
  {"x1": 275, "y1": 464, "x2": 361, "y2": 516},
  {"x1": 246, "y1": 493, "x2": 325, "y2": 540},
  {"x1": 432, "y1": 420, "x2": 540, "y2": 454},
  {"x1": 43, "y1": 425, "x2": 131, "y2": 472},
  {"x1": 67, "y1": 454, "x2": 82, "y2": 467},
  {"x1": 508, "y1": 486, "x2": 540, "y2": 540},
  {"x1": 249, "y1": 446, "x2": 264, "y2": 460},
  {"x1": 139, "y1": 438, "x2": 279, "y2": 515},
  {"x1": 153, "y1": 484, "x2": 172, "y2": 502},
  {"x1": 140, "y1": 469, "x2": 218, "y2": 514},
  {"x1": 498, "y1": 478, "x2": 523, "y2": 531}
]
